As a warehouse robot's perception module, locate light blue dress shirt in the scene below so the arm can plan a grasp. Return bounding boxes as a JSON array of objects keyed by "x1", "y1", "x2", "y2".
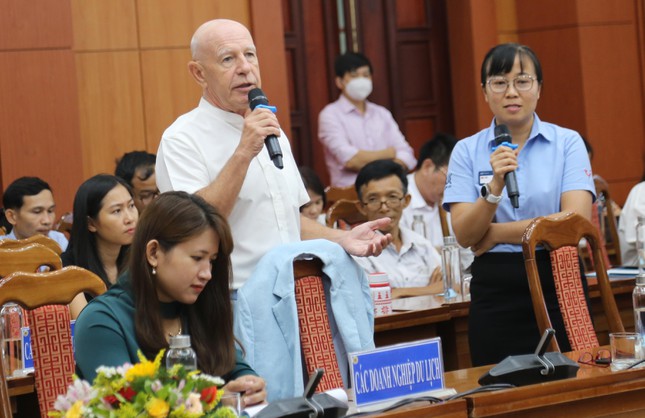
[
  {"x1": 0, "y1": 230, "x2": 68, "y2": 252},
  {"x1": 443, "y1": 114, "x2": 595, "y2": 253}
]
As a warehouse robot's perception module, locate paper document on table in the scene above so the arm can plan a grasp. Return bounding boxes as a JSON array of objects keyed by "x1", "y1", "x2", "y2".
[
  {"x1": 586, "y1": 266, "x2": 638, "y2": 278},
  {"x1": 241, "y1": 388, "x2": 348, "y2": 417}
]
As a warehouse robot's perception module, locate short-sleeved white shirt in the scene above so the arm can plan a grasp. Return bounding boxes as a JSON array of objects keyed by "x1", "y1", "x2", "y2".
[
  {"x1": 401, "y1": 173, "x2": 474, "y2": 270},
  {"x1": 618, "y1": 181, "x2": 645, "y2": 265},
  {"x1": 353, "y1": 227, "x2": 442, "y2": 288},
  {"x1": 156, "y1": 98, "x2": 309, "y2": 287}
]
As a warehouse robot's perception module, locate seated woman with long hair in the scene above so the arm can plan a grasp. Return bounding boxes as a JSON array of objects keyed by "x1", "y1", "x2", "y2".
[
  {"x1": 63, "y1": 174, "x2": 138, "y2": 318},
  {"x1": 74, "y1": 191, "x2": 267, "y2": 406}
]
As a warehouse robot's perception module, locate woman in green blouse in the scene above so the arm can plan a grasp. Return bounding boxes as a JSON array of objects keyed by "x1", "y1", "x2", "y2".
[{"x1": 74, "y1": 191, "x2": 266, "y2": 407}]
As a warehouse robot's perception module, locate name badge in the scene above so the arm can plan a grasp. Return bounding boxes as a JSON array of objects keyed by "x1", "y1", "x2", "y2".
[
  {"x1": 479, "y1": 171, "x2": 493, "y2": 185},
  {"x1": 349, "y1": 338, "x2": 444, "y2": 408}
]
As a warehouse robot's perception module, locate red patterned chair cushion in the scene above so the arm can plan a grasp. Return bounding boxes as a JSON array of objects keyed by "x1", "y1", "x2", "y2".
[
  {"x1": 550, "y1": 246, "x2": 599, "y2": 351},
  {"x1": 294, "y1": 275, "x2": 344, "y2": 393},
  {"x1": 27, "y1": 305, "x2": 75, "y2": 418}
]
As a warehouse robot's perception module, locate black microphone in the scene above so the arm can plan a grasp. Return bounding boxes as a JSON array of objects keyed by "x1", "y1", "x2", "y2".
[
  {"x1": 248, "y1": 88, "x2": 284, "y2": 169},
  {"x1": 494, "y1": 124, "x2": 520, "y2": 208}
]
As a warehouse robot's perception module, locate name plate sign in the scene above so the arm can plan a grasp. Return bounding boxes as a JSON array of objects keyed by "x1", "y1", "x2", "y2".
[
  {"x1": 349, "y1": 338, "x2": 444, "y2": 407},
  {"x1": 21, "y1": 320, "x2": 76, "y2": 372},
  {"x1": 21, "y1": 327, "x2": 34, "y2": 371}
]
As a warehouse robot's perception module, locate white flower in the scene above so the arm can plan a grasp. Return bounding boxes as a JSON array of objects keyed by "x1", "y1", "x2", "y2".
[
  {"x1": 185, "y1": 393, "x2": 203, "y2": 414},
  {"x1": 95, "y1": 366, "x2": 119, "y2": 378},
  {"x1": 53, "y1": 379, "x2": 96, "y2": 411},
  {"x1": 194, "y1": 374, "x2": 225, "y2": 386}
]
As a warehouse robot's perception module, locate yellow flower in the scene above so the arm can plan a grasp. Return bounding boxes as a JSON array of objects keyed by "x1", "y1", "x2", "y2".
[
  {"x1": 64, "y1": 401, "x2": 83, "y2": 418},
  {"x1": 146, "y1": 398, "x2": 170, "y2": 418},
  {"x1": 125, "y1": 350, "x2": 165, "y2": 382}
]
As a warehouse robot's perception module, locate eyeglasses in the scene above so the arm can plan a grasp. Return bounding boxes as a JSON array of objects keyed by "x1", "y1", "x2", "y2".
[
  {"x1": 577, "y1": 349, "x2": 611, "y2": 367},
  {"x1": 486, "y1": 74, "x2": 536, "y2": 93},
  {"x1": 436, "y1": 167, "x2": 448, "y2": 177},
  {"x1": 362, "y1": 195, "x2": 405, "y2": 211}
]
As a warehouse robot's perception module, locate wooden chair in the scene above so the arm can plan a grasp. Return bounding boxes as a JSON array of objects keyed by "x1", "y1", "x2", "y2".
[
  {"x1": 0, "y1": 267, "x2": 106, "y2": 418},
  {"x1": 0, "y1": 244, "x2": 62, "y2": 277},
  {"x1": 439, "y1": 206, "x2": 450, "y2": 237},
  {"x1": 0, "y1": 234, "x2": 64, "y2": 255},
  {"x1": 54, "y1": 212, "x2": 73, "y2": 238},
  {"x1": 522, "y1": 212, "x2": 624, "y2": 353},
  {"x1": 594, "y1": 175, "x2": 621, "y2": 266},
  {"x1": 293, "y1": 258, "x2": 344, "y2": 393},
  {"x1": 324, "y1": 185, "x2": 358, "y2": 210},
  {"x1": 325, "y1": 199, "x2": 366, "y2": 229}
]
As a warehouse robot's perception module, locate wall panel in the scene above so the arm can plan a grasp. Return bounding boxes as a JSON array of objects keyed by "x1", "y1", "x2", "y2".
[
  {"x1": 579, "y1": 24, "x2": 644, "y2": 189},
  {"x1": 0, "y1": 50, "x2": 82, "y2": 213},
  {"x1": 250, "y1": 0, "x2": 291, "y2": 142},
  {"x1": 445, "y1": 0, "x2": 498, "y2": 139},
  {"x1": 75, "y1": 51, "x2": 146, "y2": 178},
  {"x1": 140, "y1": 49, "x2": 201, "y2": 152},
  {"x1": 575, "y1": 0, "x2": 634, "y2": 24},
  {"x1": 519, "y1": 28, "x2": 586, "y2": 133},
  {"x1": 0, "y1": 0, "x2": 72, "y2": 50},
  {"x1": 71, "y1": 0, "x2": 138, "y2": 51},
  {"x1": 137, "y1": 0, "x2": 251, "y2": 48}
]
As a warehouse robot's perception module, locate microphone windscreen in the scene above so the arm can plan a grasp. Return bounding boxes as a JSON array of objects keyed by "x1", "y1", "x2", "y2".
[
  {"x1": 249, "y1": 88, "x2": 269, "y2": 110},
  {"x1": 494, "y1": 124, "x2": 511, "y2": 145}
]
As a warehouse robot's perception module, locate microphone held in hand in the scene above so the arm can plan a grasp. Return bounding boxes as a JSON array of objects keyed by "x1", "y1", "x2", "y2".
[
  {"x1": 494, "y1": 124, "x2": 520, "y2": 208},
  {"x1": 248, "y1": 88, "x2": 284, "y2": 169}
]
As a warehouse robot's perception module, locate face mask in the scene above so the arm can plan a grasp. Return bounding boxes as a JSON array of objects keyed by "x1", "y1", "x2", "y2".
[{"x1": 344, "y1": 77, "x2": 373, "y2": 102}]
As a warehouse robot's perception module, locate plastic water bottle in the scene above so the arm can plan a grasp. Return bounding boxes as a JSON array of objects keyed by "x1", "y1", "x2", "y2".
[
  {"x1": 166, "y1": 334, "x2": 197, "y2": 371},
  {"x1": 1, "y1": 303, "x2": 24, "y2": 378},
  {"x1": 442, "y1": 236, "x2": 461, "y2": 301},
  {"x1": 411, "y1": 214, "x2": 427, "y2": 238},
  {"x1": 637, "y1": 216, "x2": 645, "y2": 276},
  {"x1": 633, "y1": 275, "x2": 645, "y2": 358}
]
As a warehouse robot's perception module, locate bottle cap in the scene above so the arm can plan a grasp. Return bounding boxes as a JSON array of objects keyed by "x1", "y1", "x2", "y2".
[
  {"x1": 637, "y1": 274, "x2": 645, "y2": 286},
  {"x1": 368, "y1": 272, "x2": 389, "y2": 286},
  {"x1": 443, "y1": 236, "x2": 457, "y2": 246},
  {"x1": 169, "y1": 334, "x2": 191, "y2": 348}
]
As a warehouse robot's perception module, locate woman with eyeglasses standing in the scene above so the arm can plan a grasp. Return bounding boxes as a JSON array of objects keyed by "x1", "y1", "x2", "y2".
[{"x1": 443, "y1": 43, "x2": 595, "y2": 366}]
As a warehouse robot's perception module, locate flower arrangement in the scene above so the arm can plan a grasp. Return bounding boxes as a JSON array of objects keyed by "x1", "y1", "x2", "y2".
[{"x1": 49, "y1": 350, "x2": 238, "y2": 418}]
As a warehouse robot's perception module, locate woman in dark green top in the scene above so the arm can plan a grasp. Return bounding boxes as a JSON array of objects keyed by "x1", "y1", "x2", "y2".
[{"x1": 75, "y1": 191, "x2": 267, "y2": 407}]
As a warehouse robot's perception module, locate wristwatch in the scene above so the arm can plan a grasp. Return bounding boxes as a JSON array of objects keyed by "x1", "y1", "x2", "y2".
[{"x1": 480, "y1": 183, "x2": 502, "y2": 204}]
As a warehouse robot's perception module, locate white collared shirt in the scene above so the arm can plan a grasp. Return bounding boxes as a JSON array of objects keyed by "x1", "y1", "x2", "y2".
[
  {"x1": 353, "y1": 227, "x2": 442, "y2": 288},
  {"x1": 618, "y1": 181, "x2": 645, "y2": 265},
  {"x1": 156, "y1": 98, "x2": 309, "y2": 287},
  {"x1": 401, "y1": 173, "x2": 444, "y2": 247},
  {"x1": 401, "y1": 173, "x2": 474, "y2": 270}
]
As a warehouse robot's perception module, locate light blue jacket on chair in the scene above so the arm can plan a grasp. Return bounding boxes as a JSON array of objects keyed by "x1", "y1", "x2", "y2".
[{"x1": 233, "y1": 239, "x2": 375, "y2": 401}]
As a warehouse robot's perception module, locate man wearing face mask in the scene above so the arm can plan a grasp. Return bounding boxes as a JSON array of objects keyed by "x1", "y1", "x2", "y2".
[{"x1": 318, "y1": 52, "x2": 416, "y2": 187}]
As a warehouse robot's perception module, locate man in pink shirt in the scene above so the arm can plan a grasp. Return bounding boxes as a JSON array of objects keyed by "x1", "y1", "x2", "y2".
[{"x1": 318, "y1": 52, "x2": 416, "y2": 187}]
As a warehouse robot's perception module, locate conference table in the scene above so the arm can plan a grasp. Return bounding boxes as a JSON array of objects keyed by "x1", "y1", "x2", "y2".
[
  {"x1": 11, "y1": 351, "x2": 645, "y2": 417},
  {"x1": 368, "y1": 348, "x2": 645, "y2": 417},
  {"x1": 7, "y1": 276, "x2": 639, "y2": 416},
  {"x1": 374, "y1": 275, "x2": 637, "y2": 371}
]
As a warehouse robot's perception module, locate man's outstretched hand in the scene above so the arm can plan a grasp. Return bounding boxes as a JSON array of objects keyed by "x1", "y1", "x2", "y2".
[{"x1": 338, "y1": 217, "x2": 392, "y2": 257}]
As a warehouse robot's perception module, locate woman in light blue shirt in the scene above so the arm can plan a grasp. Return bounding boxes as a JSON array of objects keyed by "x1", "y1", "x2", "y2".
[{"x1": 443, "y1": 43, "x2": 595, "y2": 366}]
